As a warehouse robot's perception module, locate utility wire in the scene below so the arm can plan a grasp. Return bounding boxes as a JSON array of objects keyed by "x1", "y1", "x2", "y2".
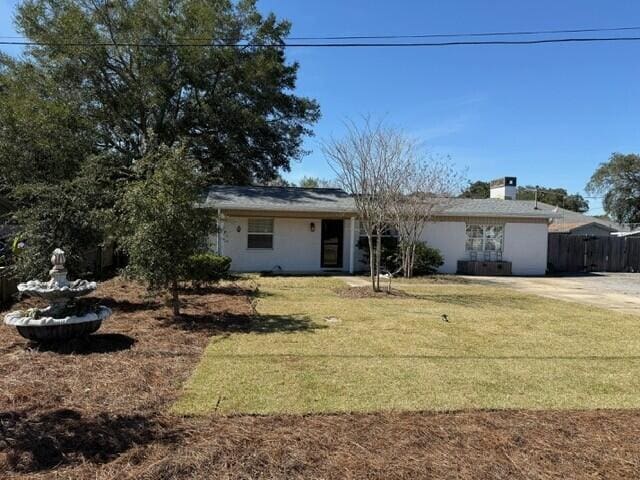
[
  {"x1": 287, "y1": 25, "x2": 640, "y2": 40},
  {"x1": 2, "y1": 24, "x2": 640, "y2": 42},
  {"x1": 2, "y1": 36, "x2": 640, "y2": 48}
]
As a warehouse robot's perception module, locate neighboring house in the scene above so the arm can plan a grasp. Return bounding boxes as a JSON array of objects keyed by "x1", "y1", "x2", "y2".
[
  {"x1": 542, "y1": 204, "x2": 626, "y2": 236},
  {"x1": 203, "y1": 177, "x2": 560, "y2": 276}
]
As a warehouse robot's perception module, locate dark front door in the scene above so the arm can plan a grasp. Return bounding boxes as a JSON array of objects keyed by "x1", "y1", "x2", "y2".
[{"x1": 321, "y1": 219, "x2": 344, "y2": 268}]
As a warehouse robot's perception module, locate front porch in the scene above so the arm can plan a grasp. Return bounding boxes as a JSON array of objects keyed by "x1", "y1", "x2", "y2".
[{"x1": 213, "y1": 210, "x2": 359, "y2": 274}]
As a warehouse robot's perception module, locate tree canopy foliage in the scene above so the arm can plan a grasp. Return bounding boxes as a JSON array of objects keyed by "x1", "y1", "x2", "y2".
[
  {"x1": 587, "y1": 153, "x2": 640, "y2": 224},
  {"x1": 459, "y1": 180, "x2": 589, "y2": 213},
  {"x1": 298, "y1": 176, "x2": 335, "y2": 188},
  {"x1": 0, "y1": 0, "x2": 318, "y2": 278},
  {"x1": 459, "y1": 180, "x2": 490, "y2": 199}
]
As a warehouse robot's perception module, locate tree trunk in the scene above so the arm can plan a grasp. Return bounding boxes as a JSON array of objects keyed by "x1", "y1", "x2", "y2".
[
  {"x1": 367, "y1": 234, "x2": 376, "y2": 292},
  {"x1": 375, "y1": 232, "x2": 382, "y2": 291},
  {"x1": 171, "y1": 279, "x2": 180, "y2": 316},
  {"x1": 409, "y1": 243, "x2": 416, "y2": 278},
  {"x1": 404, "y1": 244, "x2": 411, "y2": 278}
]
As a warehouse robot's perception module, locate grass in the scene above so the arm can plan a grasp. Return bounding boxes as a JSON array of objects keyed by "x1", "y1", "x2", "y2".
[{"x1": 174, "y1": 276, "x2": 640, "y2": 415}]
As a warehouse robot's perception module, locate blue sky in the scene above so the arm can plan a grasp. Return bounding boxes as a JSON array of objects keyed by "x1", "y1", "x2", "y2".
[{"x1": 2, "y1": 1, "x2": 639, "y2": 214}]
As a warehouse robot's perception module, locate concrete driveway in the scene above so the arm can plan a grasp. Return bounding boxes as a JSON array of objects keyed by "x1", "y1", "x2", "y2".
[{"x1": 471, "y1": 273, "x2": 640, "y2": 315}]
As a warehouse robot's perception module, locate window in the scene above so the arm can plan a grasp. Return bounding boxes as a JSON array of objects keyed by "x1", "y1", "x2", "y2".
[
  {"x1": 248, "y1": 218, "x2": 274, "y2": 249},
  {"x1": 465, "y1": 224, "x2": 504, "y2": 252}
]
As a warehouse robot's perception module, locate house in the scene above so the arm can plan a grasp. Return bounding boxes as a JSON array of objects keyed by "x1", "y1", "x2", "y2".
[
  {"x1": 203, "y1": 177, "x2": 560, "y2": 276},
  {"x1": 542, "y1": 205, "x2": 626, "y2": 236}
]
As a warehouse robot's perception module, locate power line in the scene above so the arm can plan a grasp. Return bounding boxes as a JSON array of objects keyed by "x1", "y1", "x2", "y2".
[
  {"x1": 2, "y1": 24, "x2": 640, "y2": 42},
  {"x1": 287, "y1": 25, "x2": 640, "y2": 40},
  {"x1": 2, "y1": 36, "x2": 640, "y2": 48}
]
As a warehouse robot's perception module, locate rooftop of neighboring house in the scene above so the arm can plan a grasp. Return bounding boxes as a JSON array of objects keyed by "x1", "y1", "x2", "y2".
[{"x1": 539, "y1": 203, "x2": 626, "y2": 233}]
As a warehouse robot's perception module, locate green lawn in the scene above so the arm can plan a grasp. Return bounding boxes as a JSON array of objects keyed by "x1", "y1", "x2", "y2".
[{"x1": 174, "y1": 276, "x2": 640, "y2": 415}]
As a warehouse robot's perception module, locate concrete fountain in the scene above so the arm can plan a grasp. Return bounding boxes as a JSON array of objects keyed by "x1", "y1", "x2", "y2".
[{"x1": 3, "y1": 248, "x2": 112, "y2": 341}]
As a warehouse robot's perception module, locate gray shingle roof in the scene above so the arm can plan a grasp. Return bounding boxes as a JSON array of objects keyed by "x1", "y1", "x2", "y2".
[
  {"x1": 203, "y1": 185, "x2": 357, "y2": 213},
  {"x1": 441, "y1": 198, "x2": 560, "y2": 218},
  {"x1": 204, "y1": 185, "x2": 564, "y2": 219}
]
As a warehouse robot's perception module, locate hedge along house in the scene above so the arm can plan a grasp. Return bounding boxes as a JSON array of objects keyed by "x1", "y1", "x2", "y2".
[{"x1": 203, "y1": 178, "x2": 560, "y2": 276}]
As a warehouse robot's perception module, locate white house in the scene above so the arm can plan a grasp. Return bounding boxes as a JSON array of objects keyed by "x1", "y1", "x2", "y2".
[{"x1": 203, "y1": 177, "x2": 560, "y2": 276}]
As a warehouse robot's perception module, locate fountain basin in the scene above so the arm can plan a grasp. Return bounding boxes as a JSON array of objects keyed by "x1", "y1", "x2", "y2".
[
  {"x1": 18, "y1": 279, "x2": 97, "y2": 301},
  {"x1": 17, "y1": 321, "x2": 103, "y2": 342},
  {"x1": 5, "y1": 306, "x2": 112, "y2": 341}
]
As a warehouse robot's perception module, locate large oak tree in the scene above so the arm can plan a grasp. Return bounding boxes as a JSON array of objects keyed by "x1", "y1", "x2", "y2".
[
  {"x1": 0, "y1": 0, "x2": 319, "y2": 277},
  {"x1": 587, "y1": 153, "x2": 640, "y2": 224}
]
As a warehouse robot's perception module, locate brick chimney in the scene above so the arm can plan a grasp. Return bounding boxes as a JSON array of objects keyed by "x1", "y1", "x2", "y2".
[{"x1": 490, "y1": 177, "x2": 517, "y2": 200}]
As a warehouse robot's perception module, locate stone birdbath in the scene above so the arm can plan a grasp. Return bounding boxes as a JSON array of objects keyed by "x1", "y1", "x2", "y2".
[{"x1": 3, "y1": 248, "x2": 112, "y2": 341}]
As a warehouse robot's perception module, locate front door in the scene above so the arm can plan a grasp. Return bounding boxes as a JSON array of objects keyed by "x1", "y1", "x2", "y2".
[{"x1": 321, "y1": 219, "x2": 344, "y2": 268}]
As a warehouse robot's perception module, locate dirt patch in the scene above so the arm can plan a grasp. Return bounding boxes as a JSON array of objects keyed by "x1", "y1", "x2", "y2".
[
  {"x1": 334, "y1": 286, "x2": 411, "y2": 298},
  {"x1": 2, "y1": 278, "x2": 640, "y2": 479}
]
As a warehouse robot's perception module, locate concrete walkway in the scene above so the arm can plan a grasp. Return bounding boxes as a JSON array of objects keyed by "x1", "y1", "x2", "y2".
[{"x1": 469, "y1": 273, "x2": 640, "y2": 316}]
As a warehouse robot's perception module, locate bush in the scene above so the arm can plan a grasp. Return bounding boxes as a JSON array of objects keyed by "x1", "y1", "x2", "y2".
[
  {"x1": 356, "y1": 236, "x2": 399, "y2": 273},
  {"x1": 412, "y1": 243, "x2": 444, "y2": 276},
  {"x1": 186, "y1": 253, "x2": 231, "y2": 287}
]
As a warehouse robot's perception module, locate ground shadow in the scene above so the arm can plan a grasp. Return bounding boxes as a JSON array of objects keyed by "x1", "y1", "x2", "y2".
[
  {"x1": 0, "y1": 408, "x2": 177, "y2": 473},
  {"x1": 162, "y1": 312, "x2": 326, "y2": 335},
  {"x1": 98, "y1": 297, "x2": 161, "y2": 313},
  {"x1": 179, "y1": 284, "x2": 260, "y2": 297},
  {"x1": 28, "y1": 333, "x2": 136, "y2": 355}
]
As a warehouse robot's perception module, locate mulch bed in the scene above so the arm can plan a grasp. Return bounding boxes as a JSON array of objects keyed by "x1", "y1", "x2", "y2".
[{"x1": 1, "y1": 277, "x2": 640, "y2": 479}]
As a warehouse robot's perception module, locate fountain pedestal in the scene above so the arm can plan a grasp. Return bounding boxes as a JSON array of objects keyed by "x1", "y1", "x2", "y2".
[{"x1": 3, "y1": 248, "x2": 112, "y2": 341}]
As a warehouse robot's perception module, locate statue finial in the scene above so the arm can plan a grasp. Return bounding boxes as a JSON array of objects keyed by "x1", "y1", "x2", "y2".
[
  {"x1": 51, "y1": 248, "x2": 66, "y2": 269},
  {"x1": 49, "y1": 248, "x2": 68, "y2": 287}
]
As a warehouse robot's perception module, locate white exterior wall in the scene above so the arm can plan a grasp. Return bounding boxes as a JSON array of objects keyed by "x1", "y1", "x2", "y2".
[
  {"x1": 490, "y1": 185, "x2": 517, "y2": 200},
  {"x1": 420, "y1": 221, "x2": 466, "y2": 274},
  {"x1": 220, "y1": 216, "x2": 351, "y2": 273},
  {"x1": 502, "y1": 222, "x2": 548, "y2": 275},
  {"x1": 419, "y1": 220, "x2": 548, "y2": 276},
  {"x1": 218, "y1": 215, "x2": 548, "y2": 276}
]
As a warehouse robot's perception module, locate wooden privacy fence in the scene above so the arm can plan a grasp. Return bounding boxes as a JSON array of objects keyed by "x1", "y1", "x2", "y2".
[{"x1": 547, "y1": 233, "x2": 640, "y2": 273}]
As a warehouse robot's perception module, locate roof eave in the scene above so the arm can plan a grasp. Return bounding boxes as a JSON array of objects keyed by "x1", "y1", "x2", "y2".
[{"x1": 438, "y1": 212, "x2": 561, "y2": 219}]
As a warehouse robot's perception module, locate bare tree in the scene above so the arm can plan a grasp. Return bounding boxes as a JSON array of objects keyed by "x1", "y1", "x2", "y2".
[
  {"x1": 323, "y1": 117, "x2": 411, "y2": 291},
  {"x1": 390, "y1": 158, "x2": 463, "y2": 278}
]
